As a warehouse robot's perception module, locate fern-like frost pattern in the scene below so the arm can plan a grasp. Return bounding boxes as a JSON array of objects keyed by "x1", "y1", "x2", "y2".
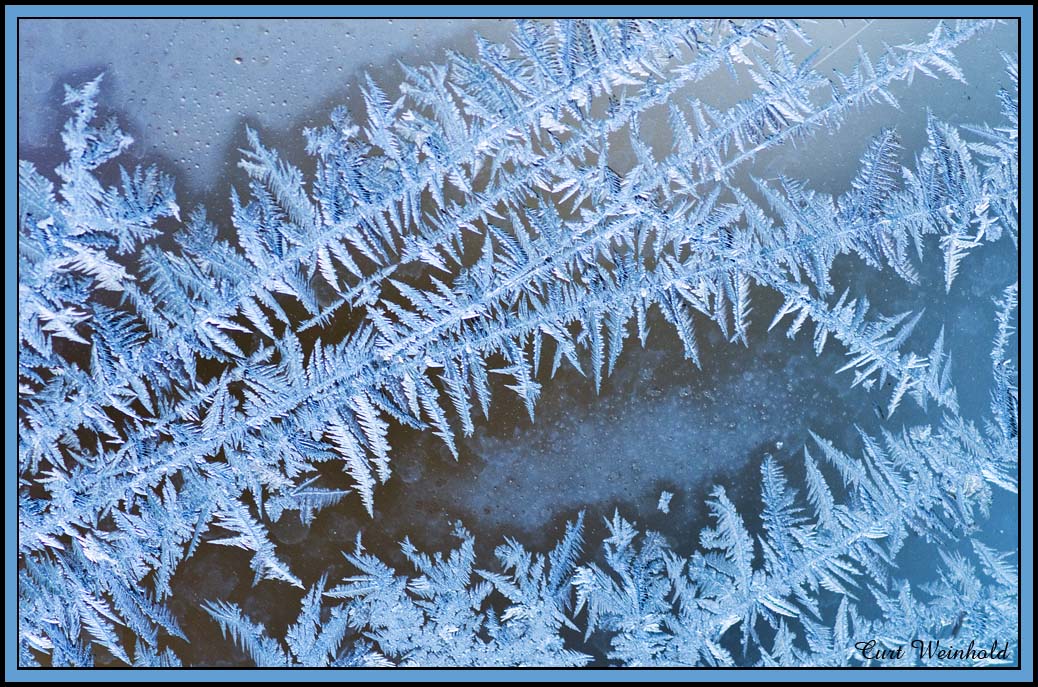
[{"x1": 17, "y1": 18, "x2": 1019, "y2": 668}]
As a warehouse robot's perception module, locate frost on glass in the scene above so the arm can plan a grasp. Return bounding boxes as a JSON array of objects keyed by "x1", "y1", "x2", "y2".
[{"x1": 17, "y1": 19, "x2": 1020, "y2": 668}]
